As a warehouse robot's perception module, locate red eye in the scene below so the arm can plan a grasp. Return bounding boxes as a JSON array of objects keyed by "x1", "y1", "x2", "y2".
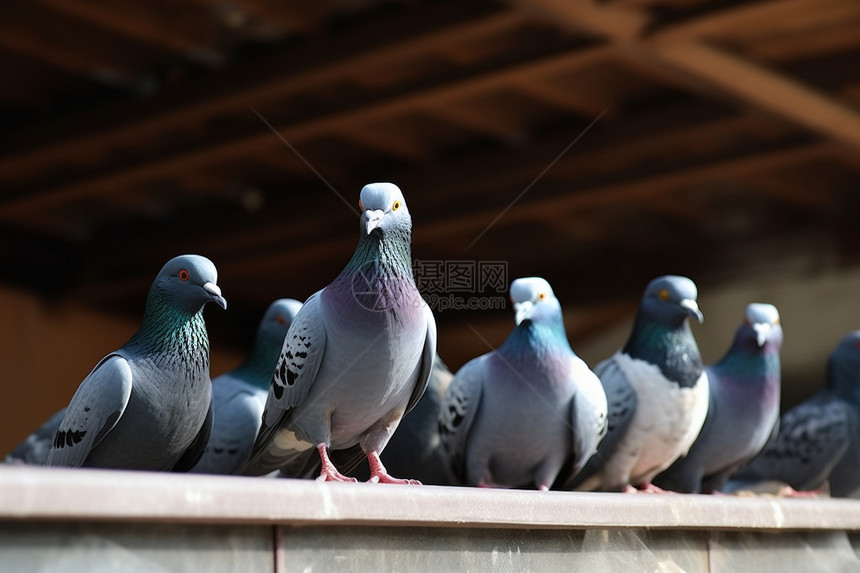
[
  {"x1": 275, "y1": 314, "x2": 287, "y2": 325},
  {"x1": 178, "y1": 269, "x2": 190, "y2": 281},
  {"x1": 359, "y1": 199, "x2": 365, "y2": 211}
]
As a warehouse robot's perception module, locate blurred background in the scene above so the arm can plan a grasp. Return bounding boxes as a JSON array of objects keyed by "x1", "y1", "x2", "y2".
[{"x1": 2, "y1": 0, "x2": 860, "y2": 455}]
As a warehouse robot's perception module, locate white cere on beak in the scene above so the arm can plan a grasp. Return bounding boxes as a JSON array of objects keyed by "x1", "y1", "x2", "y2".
[
  {"x1": 203, "y1": 282, "x2": 227, "y2": 309},
  {"x1": 514, "y1": 301, "x2": 533, "y2": 325},
  {"x1": 680, "y1": 298, "x2": 704, "y2": 323},
  {"x1": 752, "y1": 322, "x2": 772, "y2": 347},
  {"x1": 365, "y1": 209, "x2": 385, "y2": 234}
]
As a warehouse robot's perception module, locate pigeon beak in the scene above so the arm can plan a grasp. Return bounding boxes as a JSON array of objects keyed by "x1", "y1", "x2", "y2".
[
  {"x1": 203, "y1": 282, "x2": 227, "y2": 310},
  {"x1": 680, "y1": 298, "x2": 703, "y2": 323},
  {"x1": 752, "y1": 322, "x2": 771, "y2": 347},
  {"x1": 365, "y1": 209, "x2": 385, "y2": 235},
  {"x1": 514, "y1": 301, "x2": 532, "y2": 325}
]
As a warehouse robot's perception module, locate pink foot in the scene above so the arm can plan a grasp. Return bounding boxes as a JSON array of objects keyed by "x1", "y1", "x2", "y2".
[
  {"x1": 780, "y1": 486, "x2": 826, "y2": 498},
  {"x1": 623, "y1": 482, "x2": 673, "y2": 494},
  {"x1": 638, "y1": 482, "x2": 672, "y2": 494},
  {"x1": 367, "y1": 451, "x2": 421, "y2": 485},
  {"x1": 315, "y1": 443, "x2": 358, "y2": 483}
]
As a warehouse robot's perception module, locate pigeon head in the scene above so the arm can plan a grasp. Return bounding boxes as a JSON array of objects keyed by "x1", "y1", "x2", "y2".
[
  {"x1": 234, "y1": 298, "x2": 303, "y2": 390},
  {"x1": 510, "y1": 277, "x2": 562, "y2": 327},
  {"x1": 641, "y1": 275, "x2": 703, "y2": 325},
  {"x1": 153, "y1": 254, "x2": 227, "y2": 313},
  {"x1": 826, "y1": 330, "x2": 860, "y2": 404},
  {"x1": 258, "y1": 298, "x2": 303, "y2": 347},
  {"x1": 358, "y1": 182, "x2": 411, "y2": 238},
  {"x1": 743, "y1": 303, "x2": 782, "y2": 348}
]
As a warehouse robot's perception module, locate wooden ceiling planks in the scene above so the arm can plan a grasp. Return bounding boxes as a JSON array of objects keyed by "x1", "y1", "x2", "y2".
[{"x1": 0, "y1": 0, "x2": 859, "y2": 363}]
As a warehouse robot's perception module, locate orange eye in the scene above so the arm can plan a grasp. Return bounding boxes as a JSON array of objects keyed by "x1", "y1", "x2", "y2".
[
  {"x1": 538, "y1": 293, "x2": 546, "y2": 301},
  {"x1": 359, "y1": 199, "x2": 365, "y2": 211},
  {"x1": 275, "y1": 314, "x2": 287, "y2": 325},
  {"x1": 392, "y1": 200, "x2": 401, "y2": 211},
  {"x1": 658, "y1": 289, "x2": 669, "y2": 301},
  {"x1": 178, "y1": 269, "x2": 190, "y2": 281}
]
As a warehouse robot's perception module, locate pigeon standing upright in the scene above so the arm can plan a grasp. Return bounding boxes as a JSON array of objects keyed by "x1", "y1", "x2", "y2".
[
  {"x1": 654, "y1": 303, "x2": 782, "y2": 493},
  {"x1": 438, "y1": 277, "x2": 607, "y2": 490},
  {"x1": 241, "y1": 182, "x2": 436, "y2": 484},
  {"x1": 570, "y1": 275, "x2": 708, "y2": 493},
  {"x1": 728, "y1": 330, "x2": 860, "y2": 498},
  {"x1": 46, "y1": 254, "x2": 227, "y2": 470},
  {"x1": 190, "y1": 298, "x2": 303, "y2": 475},
  {"x1": 350, "y1": 354, "x2": 459, "y2": 485}
]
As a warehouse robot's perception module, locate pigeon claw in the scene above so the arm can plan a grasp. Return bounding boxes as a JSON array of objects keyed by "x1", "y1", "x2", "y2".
[
  {"x1": 624, "y1": 482, "x2": 672, "y2": 494},
  {"x1": 315, "y1": 443, "x2": 358, "y2": 483},
  {"x1": 366, "y1": 451, "x2": 422, "y2": 485}
]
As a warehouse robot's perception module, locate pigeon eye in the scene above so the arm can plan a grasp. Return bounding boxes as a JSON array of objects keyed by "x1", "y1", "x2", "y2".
[
  {"x1": 275, "y1": 315, "x2": 287, "y2": 325},
  {"x1": 392, "y1": 200, "x2": 401, "y2": 211},
  {"x1": 178, "y1": 269, "x2": 190, "y2": 281},
  {"x1": 359, "y1": 199, "x2": 365, "y2": 211},
  {"x1": 538, "y1": 293, "x2": 547, "y2": 301},
  {"x1": 658, "y1": 289, "x2": 669, "y2": 301}
]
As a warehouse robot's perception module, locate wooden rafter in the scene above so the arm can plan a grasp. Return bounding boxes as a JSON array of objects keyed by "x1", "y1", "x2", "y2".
[
  {"x1": 0, "y1": 45, "x2": 615, "y2": 221},
  {"x1": 649, "y1": 42, "x2": 860, "y2": 150},
  {"x1": 511, "y1": 0, "x2": 860, "y2": 152},
  {"x1": 30, "y1": 0, "x2": 218, "y2": 58},
  {"x1": 0, "y1": 7, "x2": 527, "y2": 181}
]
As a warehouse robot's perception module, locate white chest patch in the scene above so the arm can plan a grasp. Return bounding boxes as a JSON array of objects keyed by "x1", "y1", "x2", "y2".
[
  {"x1": 273, "y1": 429, "x2": 315, "y2": 454},
  {"x1": 572, "y1": 356, "x2": 609, "y2": 435},
  {"x1": 606, "y1": 352, "x2": 709, "y2": 486}
]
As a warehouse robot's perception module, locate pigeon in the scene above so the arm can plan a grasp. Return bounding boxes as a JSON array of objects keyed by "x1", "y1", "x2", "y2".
[
  {"x1": 350, "y1": 354, "x2": 459, "y2": 485},
  {"x1": 438, "y1": 277, "x2": 607, "y2": 490},
  {"x1": 728, "y1": 330, "x2": 860, "y2": 498},
  {"x1": 5, "y1": 409, "x2": 66, "y2": 465},
  {"x1": 189, "y1": 298, "x2": 303, "y2": 475},
  {"x1": 46, "y1": 254, "x2": 227, "y2": 470},
  {"x1": 654, "y1": 303, "x2": 782, "y2": 493},
  {"x1": 241, "y1": 182, "x2": 437, "y2": 484},
  {"x1": 570, "y1": 275, "x2": 709, "y2": 493}
]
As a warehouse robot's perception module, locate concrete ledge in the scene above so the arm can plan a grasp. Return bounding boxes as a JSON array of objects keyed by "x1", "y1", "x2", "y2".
[
  {"x1": 4, "y1": 467, "x2": 860, "y2": 572},
  {"x1": 1, "y1": 465, "x2": 859, "y2": 531}
]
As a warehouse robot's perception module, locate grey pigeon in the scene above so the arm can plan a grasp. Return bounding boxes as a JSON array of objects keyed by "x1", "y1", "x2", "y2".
[
  {"x1": 46, "y1": 254, "x2": 227, "y2": 470},
  {"x1": 570, "y1": 275, "x2": 709, "y2": 493},
  {"x1": 190, "y1": 298, "x2": 303, "y2": 475},
  {"x1": 654, "y1": 303, "x2": 782, "y2": 493},
  {"x1": 241, "y1": 182, "x2": 437, "y2": 484},
  {"x1": 5, "y1": 409, "x2": 66, "y2": 465},
  {"x1": 350, "y1": 354, "x2": 459, "y2": 485},
  {"x1": 728, "y1": 330, "x2": 860, "y2": 498},
  {"x1": 438, "y1": 277, "x2": 607, "y2": 490}
]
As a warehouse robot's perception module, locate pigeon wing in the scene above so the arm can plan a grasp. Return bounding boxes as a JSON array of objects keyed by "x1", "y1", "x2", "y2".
[{"x1": 47, "y1": 354, "x2": 133, "y2": 467}]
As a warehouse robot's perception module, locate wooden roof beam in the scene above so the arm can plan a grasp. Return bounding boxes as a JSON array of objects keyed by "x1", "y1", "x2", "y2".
[
  {"x1": 512, "y1": 0, "x2": 860, "y2": 151},
  {"x1": 0, "y1": 8, "x2": 526, "y2": 181},
  {"x1": 655, "y1": 0, "x2": 860, "y2": 42},
  {"x1": 30, "y1": 0, "x2": 220, "y2": 61},
  {"x1": 0, "y1": 3, "x2": 139, "y2": 80},
  {"x1": 417, "y1": 141, "x2": 839, "y2": 243},
  {"x1": 648, "y1": 41, "x2": 860, "y2": 151},
  {"x1": 516, "y1": 81, "x2": 609, "y2": 118},
  {"x1": 0, "y1": 45, "x2": 615, "y2": 221},
  {"x1": 508, "y1": 0, "x2": 648, "y2": 41}
]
